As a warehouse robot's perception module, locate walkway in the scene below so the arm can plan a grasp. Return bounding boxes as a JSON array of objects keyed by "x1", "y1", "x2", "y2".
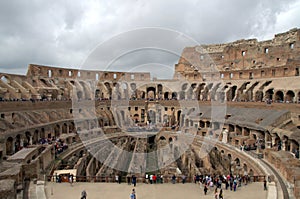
[{"x1": 44, "y1": 182, "x2": 267, "y2": 199}]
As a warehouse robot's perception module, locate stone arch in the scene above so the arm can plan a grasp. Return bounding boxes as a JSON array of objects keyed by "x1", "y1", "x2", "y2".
[
  {"x1": 196, "y1": 83, "x2": 206, "y2": 100},
  {"x1": 286, "y1": 90, "x2": 295, "y2": 102},
  {"x1": 234, "y1": 157, "x2": 240, "y2": 166},
  {"x1": 164, "y1": 92, "x2": 169, "y2": 100},
  {"x1": 41, "y1": 128, "x2": 45, "y2": 138},
  {"x1": 0, "y1": 75, "x2": 10, "y2": 84},
  {"x1": 33, "y1": 129, "x2": 39, "y2": 144},
  {"x1": 25, "y1": 131, "x2": 31, "y2": 146},
  {"x1": 265, "y1": 89, "x2": 274, "y2": 101},
  {"x1": 159, "y1": 136, "x2": 166, "y2": 140},
  {"x1": 157, "y1": 84, "x2": 163, "y2": 99},
  {"x1": 77, "y1": 91, "x2": 83, "y2": 100},
  {"x1": 172, "y1": 92, "x2": 177, "y2": 99},
  {"x1": 227, "y1": 85, "x2": 237, "y2": 101},
  {"x1": 255, "y1": 90, "x2": 264, "y2": 102},
  {"x1": 177, "y1": 110, "x2": 181, "y2": 126},
  {"x1": 69, "y1": 122, "x2": 75, "y2": 133},
  {"x1": 54, "y1": 124, "x2": 61, "y2": 138},
  {"x1": 275, "y1": 90, "x2": 284, "y2": 102},
  {"x1": 199, "y1": 120, "x2": 205, "y2": 128},
  {"x1": 133, "y1": 113, "x2": 139, "y2": 123},
  {"x1": 282, "y1": 135, "x2": 290, "y2": 151},
  {"x1": 6, "y1": 137, "x2": 14, "y2": 155},
  {"x1": 62, "y1": 123, "x2": 68, "y2": 134},
  {"x1": 206, "y1": 121, "x2": 211, "y2": 128},
  {"x1": 15, "y1": 134, "x2": 22, "y2": 152},
  {"x1": 147, "y1": 87, "x2": 156, "y2": 99}
]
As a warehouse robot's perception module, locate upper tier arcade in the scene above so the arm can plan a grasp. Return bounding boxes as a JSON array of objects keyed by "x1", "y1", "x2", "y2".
[{"x1": 175, "y1": 28, "x2": 300, "y2": 81}]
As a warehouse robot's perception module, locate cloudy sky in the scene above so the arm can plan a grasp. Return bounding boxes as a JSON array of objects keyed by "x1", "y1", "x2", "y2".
[{"x1": 0, "y1": 0, "x2": 299, "y2": 79}]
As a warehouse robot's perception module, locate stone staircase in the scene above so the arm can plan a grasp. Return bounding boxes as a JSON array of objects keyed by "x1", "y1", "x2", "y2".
[{"x1": 146, "y1": 150, "x2": 159, "y2": 173}]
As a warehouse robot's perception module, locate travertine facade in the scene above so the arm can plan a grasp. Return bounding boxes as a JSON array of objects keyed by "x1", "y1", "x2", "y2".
[{"x1": 0, "y1": 28, "x2": 299, "y2": 198}]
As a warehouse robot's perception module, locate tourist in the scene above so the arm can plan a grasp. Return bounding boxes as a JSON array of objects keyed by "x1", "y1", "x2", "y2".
[
  {"x1": 145, "y1": 173, "x2": 149, "y2": 184},
  {"x1": 149, "y1": 174, "x2": 153, "y2": 184},
  {"x1": 81, "y1": 190, "x2": 87, "y2": 199},
  {"x1": 68, "y1": 173, "x2": 73, "y2": 186},
  {"x1": 130, "y1": 189, "x2": 136, "y2": 199},
  {"x1": 182, "y1": 175, "x2": 186, "y2": 184},
  {"x1": 115, "y1": 175, "x2": 119, "y2": 183},
  {"x1": 219, "y1": 189, "x2": 223, "y2": 199},
  {"x1": 172, "y1": 174, "x2": 176, "y2": 184},
  {"x1": 152, "y1": 174, "x2": 157, "y2": 184},
  {"x1": 264, "y1": 179, "x2": 267, "y2": 190},
  {"x1": 204, "y1": 184, "x2": 208, "y2": 195},
  {"x1": 132, "y1": 175, "x2": 137, "y2": 187},
  {"x1": 214, "y1": 188, "x2": 218, "y2": 199},
  {"x1": 127, "y1": 175, "x2": 131, "y2": 185}
]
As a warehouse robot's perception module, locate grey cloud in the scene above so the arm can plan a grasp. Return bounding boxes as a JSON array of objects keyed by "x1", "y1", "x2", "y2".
[{"x1": 0, "y1": 0, "x2": 299, "y2": 77}]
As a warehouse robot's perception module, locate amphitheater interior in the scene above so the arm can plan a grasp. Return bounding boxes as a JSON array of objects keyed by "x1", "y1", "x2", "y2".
[{"x1": 0, "y1": 28, "x2": 300, "y2": 198}]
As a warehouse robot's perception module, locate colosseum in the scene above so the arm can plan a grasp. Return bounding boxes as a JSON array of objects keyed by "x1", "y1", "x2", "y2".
[{"x1": 0, "y1": 28, "x2": 299, "y2": 198}]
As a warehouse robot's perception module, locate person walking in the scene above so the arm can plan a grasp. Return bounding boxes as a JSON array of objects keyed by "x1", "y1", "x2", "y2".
[
  {"x1": 219, "y1": 189, "x2": 223, "y2": 199},
  {"x1": 130, "y1": 189, "x2": 136, "y2": 199},
  {"x1": 172, "y1": 174, "x2": 176, "y2": 184},
  {"x1": 264, "y1": 179, "x2": 267, "y2": 190},
  {"x1": 204, "y1": 184, "x2": 208, "y2": 195},
  {"x1": 81, "y1": 190, "x2": 87, "y2": 199},
  {"x1": 132, "y1": 175, "x2": 137, "y2": 187}
]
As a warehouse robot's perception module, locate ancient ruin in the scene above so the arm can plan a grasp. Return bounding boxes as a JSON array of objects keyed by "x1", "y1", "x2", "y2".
[{"x1": 0, "y1": 28, "x2": 300, "y2": 198}]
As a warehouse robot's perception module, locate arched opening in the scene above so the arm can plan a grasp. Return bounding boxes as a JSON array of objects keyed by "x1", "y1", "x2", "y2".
[
  {"x1": 62, "y1": 123, "x2": 68, "y2": 134},
  {"x1": 206, "y1": 121, "x2": 211, "y2": 128},
  {"x1": 147, "y1": 87, "x2": 156, "y2": 100},
  {"x1": 95, "y1": 89, "x2": 101, "y2": 99},
  {"x1": 25, "y1": 131, "x2": 31, "y2": 147},
  {"x1": 77, "y1": 91, "x2": 83, "y2": 100},
  {"x1": 41, "y1": 128, "x2": 45, "y2": 138},
  {"x1": 164, "y1": 92, "x2": 169, "y2": 100},
  {"x1": 227, "y1": 85, "x2": 237, "y2": 101},
  {"x1": 15, "y1": 134, "x2": 22, "y2": 152},
  {"x1": 275, "y1": 90, "x2": 284, "y2": 102},
  {"x1": 199, "y1": 120, "x2": 205, "y2": 128},
  {"x1": 283, "y1": 135, "x2": 290, "y2": 151},
  {"x1": 228, "y1": 124, "x2": 235, "y2": 132},
  {"x1": 236, "y1": 125, "x2": 242, "y2": 135},
  {"x1": 133, "y1": 114, "x2": 139, "y2": 123},
  {"x1": 177, "y1": 110, "x2": 181, "y2": 126},
  {"x1": 69, "y1": 122, "x2": 75, "y2": 133},
  {"x1": 157, "y1": 84, "x2": 163, "y2": 99},
  {"x1": 243, "y1": 127, "x2": 250, "y2": 136},
  {"x1": 6, "y1": 137, "x2": 14, "y2": 155},
  {"x1": 159, "y1": 136, "x2": 166, "y2": 140},
  {"x1": 255, "y1": 90, "x2": 263, "y2": 102},
  {"x1": 33, "y1": 130, "x2": 39, "y2": 145},
  {"x1": 286, "y1": 90, "x2": 295, "y2": 102},
  {"x1": 0, "y1": 75, "x2": 10, "y2": 84},
  {"x1": 265, "y1": 89, "x2": 274, "y2": 101},
  {"x1": 54, "y1": 124, "x2": 60, "y2": 138},
  {"x1": 172, "y1": 92, "x2": 177, "y2": 100},
  {"x1": 234, "y1": 158, "x2": 240, "y2": 166}
]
